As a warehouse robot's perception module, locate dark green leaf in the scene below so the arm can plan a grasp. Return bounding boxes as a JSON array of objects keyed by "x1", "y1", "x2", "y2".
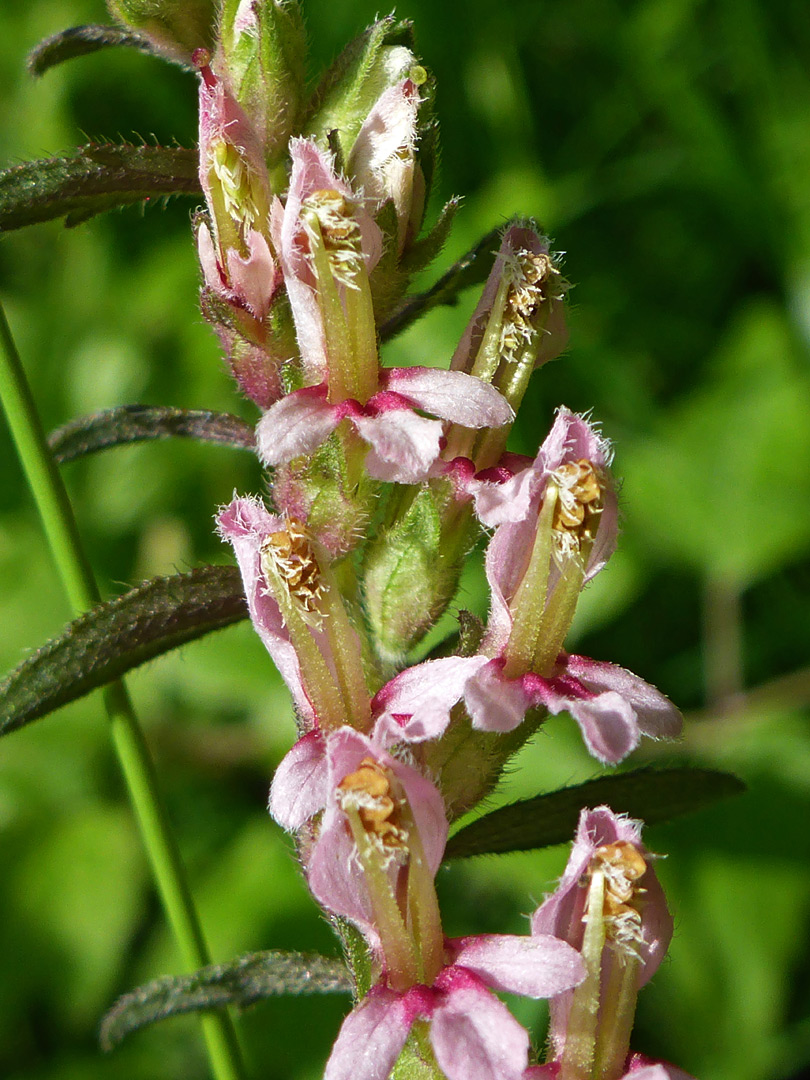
[
  {"x1": 444, "y1": 768, "x2": 746, "y2": 860},
  {"x1": 27, "y1": 25, "x2": 159, "y2": 77},
  {"x1": 101, "y1": 950, "x2": 351, "y2": 1049},
  {"x1": 48, "y1": 405, "x2": 255, "y2": 465},
  {"x1": 0, "y1": 143, "x2": 201, "y2": 232},
  {"x1": 380, "y1": 225, "x2": 501, "y2": 342},
  {"x1": 0, "y1": 565, "x2": 247, "y2": 734}
]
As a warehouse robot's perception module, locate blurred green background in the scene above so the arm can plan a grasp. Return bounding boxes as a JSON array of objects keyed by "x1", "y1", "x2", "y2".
[{"x1": 2, "y1": 0, "x2": 810, "y2": 1077}]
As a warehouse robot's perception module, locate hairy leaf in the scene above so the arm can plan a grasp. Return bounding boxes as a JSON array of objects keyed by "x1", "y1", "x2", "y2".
[
  {"x1": 27, "y1": 24, "x2": 159, "y2": 77},
  {"x1": 380, "y1": 226, "x2": 501, "y2": 342},
  {"x1": 48, "y1": 405, "x2": 255, "y2": 464},
  {"x1": 101, "y1": 950, "x2": 351, "y2": 1049},
  {"x1": 444, "y1": 767, "x2": 746, "y2": 860},
  {"x1": 0, "y1": 565, "x2": 247, "y2": 734},
  {"x1": 0, "y1": 144, "x2": 201, "y2": 232}
]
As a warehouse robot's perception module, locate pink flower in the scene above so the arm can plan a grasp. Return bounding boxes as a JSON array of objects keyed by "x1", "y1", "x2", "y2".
[
  {"x1": 348, "y1": 77, "x2": 423, "y2": 253},
  {"x1": 217, "y1": 495, "x2": 369, "y2": 731},
  {"x1": 531, "y1": 807, "x2": 673, "y2": 1067},
  {"x1": 325, "y1": 935, "x2": 585, "y2": 1080},
  {"x1": 473, "y1": 408, "x2": 618, "y2": 645},
  {"x1": 197, "y1": 65, "x2": 280, "y2": 320},
  {"x1": 269, "y1": 726, "x2": 447, "y2": 939},
  {"x1": 450, "y1": 223, "x2": 568, "y2": 381},
  {"x1": 217, "y1": 495, "x2": 315, "y2": 721},
  {"x1": 372, "y1": 410, "x2": 681, "y2": 762},
  {"x1": 256, "y1": 367, "x2": 513, "y2": 484},
  {"x1": 373, "y1": 650, "x2": 680, "y2": 765},
  {"x1": 269, "y1": 138, "x2": 383, "y2": 387}
]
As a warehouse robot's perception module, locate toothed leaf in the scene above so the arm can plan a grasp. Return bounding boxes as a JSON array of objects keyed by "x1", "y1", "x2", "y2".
[
  {"x1": 0, "y1": 143, "x2": 201, "y2": 232},
  {"x1": 0, "y1": 565, "x2": 247, "y2": 734},
  {"x1": 444, "y1": 768, "x2": 746, "y2": 859}
]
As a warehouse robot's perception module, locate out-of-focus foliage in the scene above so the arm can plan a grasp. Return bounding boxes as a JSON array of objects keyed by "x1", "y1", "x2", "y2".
[{"x1": 1, "y1": 1, "x2": 809, "y2": 1079}]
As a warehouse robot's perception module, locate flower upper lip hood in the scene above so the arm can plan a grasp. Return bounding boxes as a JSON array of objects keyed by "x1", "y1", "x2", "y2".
[
  {"x1": 531, "y1": 806, "x2": 675, "y2": 1070},
  {"x1": 269, "y1": 726, "x2": 448, "y2": 936}
]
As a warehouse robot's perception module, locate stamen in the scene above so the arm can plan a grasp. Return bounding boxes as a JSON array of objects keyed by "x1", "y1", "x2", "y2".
[
  {"x1": 211, "y1": 140, "x2": 263, "y2": 235},
  {"x1": 585, "y1": 841, "x2": 647, "y2": 959},
  {"x1": 549, "y1": 458, "x2": 606, "y2": 563},
  {"x1": 260, "y1": 517, "x2": 326, "y2": 621},
  {"x1": 499, "y1": 249, "x2": 565, "y2": 360},
  {"x1": 338, "y1": 757, "x2": 409, "y2": 857},
  {"x1": 301, "y1": 189, "x2": 364, "y2": 289}
]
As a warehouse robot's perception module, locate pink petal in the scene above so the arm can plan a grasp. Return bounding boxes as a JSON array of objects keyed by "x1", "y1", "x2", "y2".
[
  {"x1": 562, "y1": 690, "x2": 641, "y2": 764},
  {"x1": 216, "y1": 496, "x2": 315, "y2": 722},
  {"x1": 225, "y1": 229, "x2": 278, "y2": 319},
  {"x1": 384, "y1": 367, "x2": 513, "y2": 428},
  {"x1": 256, "y1": 385, "x2": 341, "y2": 465},
  {"x1": 431, "y1": 970, "x2": 530, "y2": 1080},
  {"x1": 531, "y1": 807, "x2": 673, "y2": 988},
  {"x1": 626, "y1": 1055, "x2": 697, "y2": 1079},
  {"x1": 307, "y1": 728, "x2": 448, "y2": 928},
  {"x1": 373, "y1": 656, "x2": 488, "y2": 744},
  {"x1": 324, "y1": 988, "x2": 413, "y2": 1080},
  {"x1": 524, "y1": 669, "x2": 647, "y2": 764},
  {"x1": 564, "y1": 656, "x2": 683, "y2": 740},
  {"x1": 464, "y1": 660, "x2": 531, "y2": 732},
  {"x1": 268, "y1": 731, "x2": 328, "y2": 831},
  {"x1": 197, "y1": 220, "x2": 225, "y2": 293},
  {"x1": 354, "y1": 408, "x2": 444, "y2": 483},
  {"x1": 469, "y1": 462, "x2": 538, "y2": 527},
  {"x1": 449, "y1": 934, "x2": 585, "y2": 998}
]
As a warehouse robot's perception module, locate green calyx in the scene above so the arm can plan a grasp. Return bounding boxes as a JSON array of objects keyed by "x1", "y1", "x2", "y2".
[
  {"x1": 362, "y1": 486, "x2": 476, "y2": 664},
  {"x1": 218, "y1": 0, "x2": 307, "y2": 161},
  {"x1": 107, "y1": 0, "x2": 217, "y2": 61},
  {"x1": 304, "y1": 17, "x2": 421, "y2": 163}
]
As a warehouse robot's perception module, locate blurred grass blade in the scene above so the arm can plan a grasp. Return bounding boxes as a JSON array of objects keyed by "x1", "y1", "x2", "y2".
[
  {"x1": 0, "y1": 565, "x2": 247, "y2": 734},
  {"x1": 0, "y1": 144, "x2": 201, "y2": 232},
  {"x1": 380, "y1": 225, "x2": 501, "y2": 342},
  {"x1": 27, "y1": 25, "x2": 159, "y2": 77},
  {"x1": 48, "y1": 405, "x2": 255, "y2": 465},
  {"x1": 101, "y1": 951, "x2": 352, "y2": 1049},
  {"x1": 444, "y1": 767, "x2": 746, "y2": 860}
]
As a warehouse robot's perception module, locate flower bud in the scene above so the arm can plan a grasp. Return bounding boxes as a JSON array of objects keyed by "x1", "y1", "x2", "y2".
[
  {"x1": 362, "y1": 483, "x2": 473, "y2": 662},
  {"x1": 107, "y1": 0, "x2": 216, "y2": 63},
  {"x1": 306, "y1": 18, "x2": 423, "y2": 164},
  {"x1": 199, "y1": 280, "x2": 297, "y2": 407},
  {"x1": 217, "y1": 0, "x2": 307, "y2": 162}
]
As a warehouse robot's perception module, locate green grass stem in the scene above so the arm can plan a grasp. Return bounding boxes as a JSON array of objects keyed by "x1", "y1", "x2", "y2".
[{"x1": 0, "y1": 300, "x2": 246, "y2": 1080}]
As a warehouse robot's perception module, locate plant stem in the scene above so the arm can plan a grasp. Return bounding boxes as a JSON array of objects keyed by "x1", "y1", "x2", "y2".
[{"x1": 0, "y1": 300, "x2": 246, "y2": 1080}]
